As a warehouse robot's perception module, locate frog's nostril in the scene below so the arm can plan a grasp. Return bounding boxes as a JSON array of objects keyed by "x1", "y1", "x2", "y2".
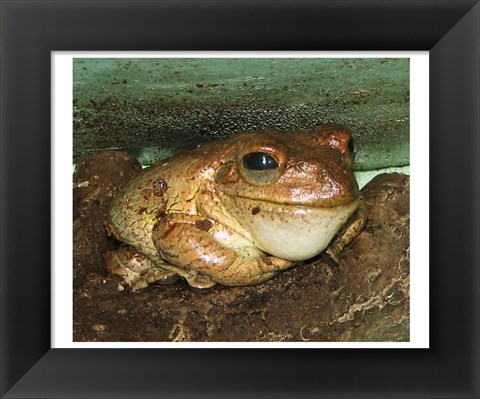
[
  {"x1": 316, "y1": 170, "x2": 339, "y2": 194},
  {"x1": 316, "y1": 169, "x2": 330, "y2": 183}
]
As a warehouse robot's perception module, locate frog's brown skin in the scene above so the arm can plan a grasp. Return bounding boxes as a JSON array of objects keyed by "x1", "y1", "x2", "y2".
[{"x1": 105, "y1": 124, "x2": 367, "y2": 292}]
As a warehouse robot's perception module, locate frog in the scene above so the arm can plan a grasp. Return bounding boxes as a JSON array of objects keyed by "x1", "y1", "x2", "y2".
[{"x1": 105, "y1": 123, "x2": 366, "y2": 292}]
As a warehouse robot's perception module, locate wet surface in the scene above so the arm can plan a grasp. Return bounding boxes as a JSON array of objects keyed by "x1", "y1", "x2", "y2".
[
  {"x1": 73, "y1": 58, "x2": 409, "y2": 170},
  {"x1": 73, "y1": 151, "x2": 410, "y2": 342}
]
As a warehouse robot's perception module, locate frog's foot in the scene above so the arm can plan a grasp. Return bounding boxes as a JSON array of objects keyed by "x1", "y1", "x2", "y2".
[
  {"x1": 322, "y1": 199, "x2": 367, "y2": 267},
  {"x1": 105, "y1": 245, "x2": 149, "y2": 285},
  {"x1": 105, "y1": 245, "x2": 179, "y2": 291},
  {"x1": 152, "y1": 214, "x2": 295, "y2": 287}
]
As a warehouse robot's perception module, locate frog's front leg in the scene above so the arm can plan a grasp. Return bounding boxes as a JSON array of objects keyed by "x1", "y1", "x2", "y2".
[
  {"x1": 152, "y1": 214, "x2": 294, "y2": 288},
  {"x1": 105, "y1": 245, "x2": 180, "y2": 291},
  {"x1": 323, "y1": 198, "x2": 367, "y2": 266}
]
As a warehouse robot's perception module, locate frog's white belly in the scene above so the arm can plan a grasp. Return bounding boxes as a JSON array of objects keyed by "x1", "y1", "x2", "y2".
[{"x1": 224, "y1": 197, "x2": 359, "y2": 261}]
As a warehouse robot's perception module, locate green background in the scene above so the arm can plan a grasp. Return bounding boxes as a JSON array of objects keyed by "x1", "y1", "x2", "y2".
[{"x1": 73, "y1": 57, "x2": 410, "y2": 183}]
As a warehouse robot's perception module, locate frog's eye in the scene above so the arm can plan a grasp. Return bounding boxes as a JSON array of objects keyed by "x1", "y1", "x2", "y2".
[
  {"x1": 240, "y1": 152, "x2": 281, "y2": 186},
  {"x1": 348, "y1": 137, "x2": 355, "y2": 155},
  {"x1": 346, "y1": 137, "x2": 356, "y2": 164},
  {"x1": 242, "y1": 152, "x2": 279, "y2": 170}
]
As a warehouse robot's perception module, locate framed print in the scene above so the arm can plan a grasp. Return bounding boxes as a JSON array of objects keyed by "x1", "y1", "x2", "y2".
[
  {"x1": 59, "y1": 53, "x2": 422, "y2": 348},
  {"x1": 1, "y1": 1, "x2": 479, "y2": 398}
]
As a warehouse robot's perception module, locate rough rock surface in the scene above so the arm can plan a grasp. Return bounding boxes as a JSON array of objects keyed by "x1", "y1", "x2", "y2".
[{"x1": 73, "y1": 151, "x2": 410, "y2": 342}]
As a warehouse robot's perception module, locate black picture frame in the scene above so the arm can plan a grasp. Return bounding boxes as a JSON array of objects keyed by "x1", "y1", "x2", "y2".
[{"x1": 1, "y1": 1, "x2": 479, "y2": 398}]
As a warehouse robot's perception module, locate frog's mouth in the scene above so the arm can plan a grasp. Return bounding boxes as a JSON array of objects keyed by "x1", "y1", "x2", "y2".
[{"x1": 221, "y1": 195, "x2": 359, "y2": 261}]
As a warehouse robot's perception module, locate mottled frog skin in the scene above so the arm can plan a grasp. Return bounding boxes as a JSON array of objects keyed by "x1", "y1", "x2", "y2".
[{"x1": 106, "y1": 124, "x2": 366, "y2": 292}]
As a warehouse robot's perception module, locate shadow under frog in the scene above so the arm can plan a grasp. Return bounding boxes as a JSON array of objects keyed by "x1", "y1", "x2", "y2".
[{"x1": 105, "y1": 124, "x2": 366, "y2": 292}]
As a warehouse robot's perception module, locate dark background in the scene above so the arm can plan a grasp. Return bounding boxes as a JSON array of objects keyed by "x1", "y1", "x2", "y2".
[{"x1": 1, "y1": 1, "x2": 479, "y2": 398}]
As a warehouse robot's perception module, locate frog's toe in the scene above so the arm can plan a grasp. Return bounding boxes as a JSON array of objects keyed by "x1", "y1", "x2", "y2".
[
  {"x1": 185, "y1": 274, "x2": 216, "y2": 294},
  {"x1": 189, "y1": 285, "x2": 216, "y2": 294},
  {"x1": 155, "y1": 272, "x2": 181, "y2": 286},
  {"x1": 322, "y1": 247, "x2": 341, "y2": 267},
  {"x1": 130, "y1": 268, "x2": 181, "y2": 291}
]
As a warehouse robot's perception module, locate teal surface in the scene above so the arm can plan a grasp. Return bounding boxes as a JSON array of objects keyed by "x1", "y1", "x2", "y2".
[{"x1": 73, "y1": 57, "x2": 409, "y2": 171}]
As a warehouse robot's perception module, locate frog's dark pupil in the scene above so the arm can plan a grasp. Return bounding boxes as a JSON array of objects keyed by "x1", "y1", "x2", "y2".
[{"x1": 242, "y1": 152, "x2": 278, "y2": 170}]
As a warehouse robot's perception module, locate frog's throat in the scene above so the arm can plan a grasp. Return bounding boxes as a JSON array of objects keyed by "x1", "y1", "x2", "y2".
[{"x1": 221, "y1": 195, "x2": 359, "y2": 261}]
